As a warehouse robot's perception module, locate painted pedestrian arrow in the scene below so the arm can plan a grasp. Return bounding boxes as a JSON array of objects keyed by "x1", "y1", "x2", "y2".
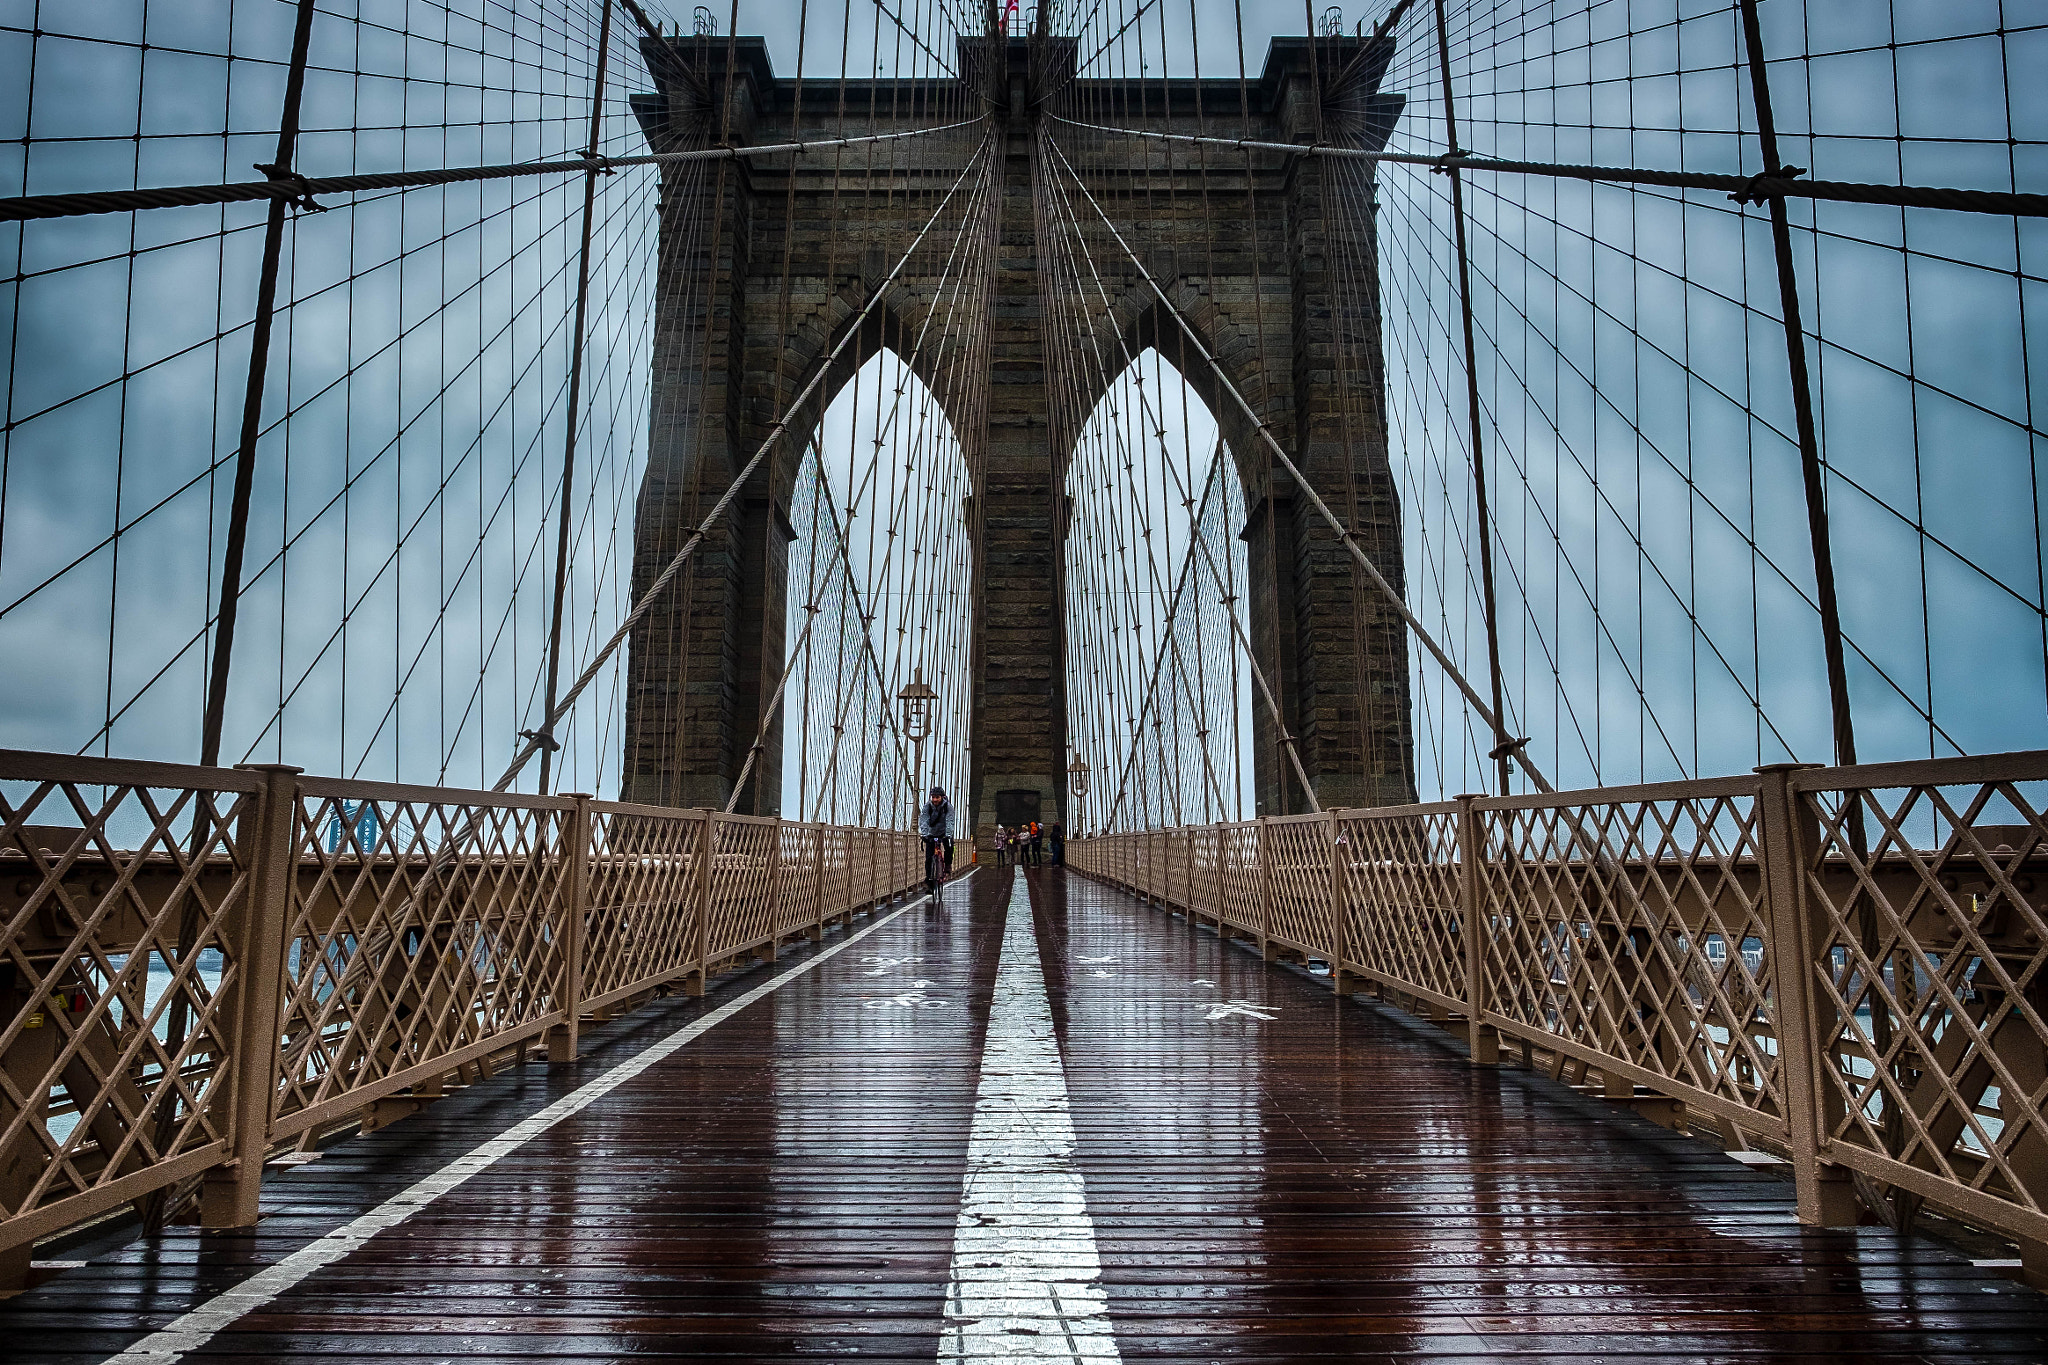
[{"x1": 1202, "y1": 1001, "x2": 1277, "y2": 1022}]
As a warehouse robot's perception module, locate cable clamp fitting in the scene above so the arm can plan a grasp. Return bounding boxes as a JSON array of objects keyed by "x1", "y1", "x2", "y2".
[
  {"x1": 518, "y1": 728, "x2": 562, "y2": 754},
  {"x1": 254, "y1": 162, "x2": 324, "y2": 213},
  {"x1": 1730, "y1": 164, "x2": 1806, "y2": 206},
  {"x1": 1487, "y1": 735, "x2": 1530, "y2": 763},
  {"x1": 581, "y1": 149, "x2": 615, "y2": 176},
  {"x1": 1429, "y1": 151, "x2": 1470, "y2": 175}
]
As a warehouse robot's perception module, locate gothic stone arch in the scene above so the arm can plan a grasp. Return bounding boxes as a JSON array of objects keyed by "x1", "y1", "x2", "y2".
[{"x1": 624, "y1": 31, "x2": 1415, "y2": 827}]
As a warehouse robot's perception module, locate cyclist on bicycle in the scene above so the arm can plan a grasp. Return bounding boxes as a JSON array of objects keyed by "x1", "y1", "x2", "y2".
[{"x1": 919, "y1": 786, "x2": 954, "y2": 889}]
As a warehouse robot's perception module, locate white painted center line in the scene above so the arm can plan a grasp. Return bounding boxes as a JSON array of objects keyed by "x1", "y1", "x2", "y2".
[
  {"x1": 105, "y1": 892, "x2": 944, "y2": 1363},
  {"x1": 942, "y1": 877, "x2": 1121, "y2": 1363}
]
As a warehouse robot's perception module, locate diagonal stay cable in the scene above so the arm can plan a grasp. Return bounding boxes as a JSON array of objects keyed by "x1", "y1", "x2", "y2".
[
  {"x1": 1042, "y1": 131, "x2": 1552, "y2": 793},
  {"x1": 1034, "y1": 152, "x2": 1268, "y2": 823},
  {"x1": 724, "y1": 160, "x2": 1000, "y2": 814},
  {"x1": 491, "y1": 126, "x2": 998, "y2": 793}
]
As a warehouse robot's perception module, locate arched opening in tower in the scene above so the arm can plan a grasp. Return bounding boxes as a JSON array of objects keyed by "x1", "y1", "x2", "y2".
[
  {"x1": 779, "y1": 349, "x2": 973, "y2": 829},
  {"x1": 1062, "y1": 347, "x2": 1255, "y2": 833}
]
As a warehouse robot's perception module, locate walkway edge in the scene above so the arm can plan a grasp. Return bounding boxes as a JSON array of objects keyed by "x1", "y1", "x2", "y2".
[{"x1": 110, "y1": 885, "x2": 958, "y2": 1363}]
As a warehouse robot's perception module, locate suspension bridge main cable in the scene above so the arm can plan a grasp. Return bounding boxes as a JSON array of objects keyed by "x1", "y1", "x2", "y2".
[
  {"x1": 536, "y1": 0, "x2": 618, "y2": 796},
  {"x1": 0, "y1": 122, "x2": 991, "y2": 223},
  {"x1": 1043, "y1": 115, "x2": 2048, "y2": 219}
]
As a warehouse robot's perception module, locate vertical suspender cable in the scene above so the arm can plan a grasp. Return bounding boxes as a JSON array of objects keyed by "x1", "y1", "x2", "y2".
[
  {"x1": 156, "y1": 0, "x2": 316, "y2": 1234},
  {"x1": 1431, "y1": 0, "x2": 1517, "y2": 797},
  {"x1": 198, "y1": 0, "x2": 319, "y2": 768},
  {"x1": 1737, "y1": 0, "x2": 1889, "y2": 1220},
  {"x1": 1736, "y1": 0, "x2": 1856, "y2": 774},
  {"x1": 538, "y1": 0, "x2": 617, "y2": 796}
]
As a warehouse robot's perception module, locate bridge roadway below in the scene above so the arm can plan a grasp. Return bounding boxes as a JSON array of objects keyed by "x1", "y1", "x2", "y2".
[{"x1": 8, "y1": 868, "x2": 2047, "y2": 1362}]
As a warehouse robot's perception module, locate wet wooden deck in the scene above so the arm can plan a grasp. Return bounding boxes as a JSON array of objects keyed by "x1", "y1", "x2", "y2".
[{"x1": 9, "y1": 867, "x2": 2047, "y2": 1362}]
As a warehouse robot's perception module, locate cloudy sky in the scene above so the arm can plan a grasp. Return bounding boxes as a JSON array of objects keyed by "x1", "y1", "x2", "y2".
[{"x1": 1, "y1": 0, "x2": 2041, "y2": 813}]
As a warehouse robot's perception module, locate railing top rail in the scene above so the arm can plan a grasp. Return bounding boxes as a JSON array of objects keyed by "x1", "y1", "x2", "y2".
[
  {"x1": 1472, "y1": 772, "x2": 1761, "y2": 812},
  {"x1": 0, "y1": 748, "x2": 266, "y2": 792},
  {"x1": 715, "y1": 810, "x2": 805, "y2": 828},
  {"x1": 587, "y1": 797, "x2": 714, "y2": 820},
  {"x1": 296, "y1": 774, "x2": 573, "y2": 811},
  {"x1": 1262, "y1": 811, "x2": 1334, "y2": 827},
  {"x1": 586, "y1": 799, "x2": 905, "y2": 833},
  {"x1": 1787, "y1": 749, "x2": 2048, "y2": 793},
  {"x1": 1331, "y1": 799, "x2": 1463, "y2": 820}
]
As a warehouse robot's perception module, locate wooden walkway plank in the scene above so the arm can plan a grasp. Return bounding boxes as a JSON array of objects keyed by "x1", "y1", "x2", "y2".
[
  {"x1": 3, "y1": 867, "x2": 2045, "y2": 1363},
  {"x1": 1033, "y1": 870, "x2": 2048, "y2": 1362}
]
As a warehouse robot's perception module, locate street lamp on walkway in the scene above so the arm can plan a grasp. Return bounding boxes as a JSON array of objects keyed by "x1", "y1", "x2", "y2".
[
  {"x1": 897, "y1": 670, "x2": 938, "y2": 827},
  {"x1": 1067, "y1": 751, "x2": 1090, "y2": 836}
]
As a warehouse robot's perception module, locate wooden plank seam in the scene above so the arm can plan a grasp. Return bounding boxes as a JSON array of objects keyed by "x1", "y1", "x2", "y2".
[{"x1": 107, "y1": 884, "x2": 957, "y2": 1363}]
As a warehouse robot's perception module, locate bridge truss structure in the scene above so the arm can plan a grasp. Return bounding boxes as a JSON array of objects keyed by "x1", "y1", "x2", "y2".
[{"x1": 1, "y1": 0, "x2": 2046, "y2": 1292}]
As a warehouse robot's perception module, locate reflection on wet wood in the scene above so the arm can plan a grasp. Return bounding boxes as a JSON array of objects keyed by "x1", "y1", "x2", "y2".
[
  {"x1": 6, "y1": 868, "x2": 2046, "y2": 1362},
  {"x1": 1038, "y1": 870, "x2": 2048, "y2": 1361}
]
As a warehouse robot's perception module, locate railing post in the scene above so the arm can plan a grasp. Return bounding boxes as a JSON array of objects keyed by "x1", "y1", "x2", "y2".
[
  {"x1": 687, "y1": 811, "x2": 715, "y2": 997},
  {"x1": 1458, "y1": 794, "x2": 1499, "y2": 1066},
  {"x1": 549, "y1": 794, "x2": 591, "y2": 1064},
  {"x1": 1754, "y1": 763, "x2": 1857, "y2": 1225},
  {"x1": 1328, "y1": 812, "x2": 1355, "y2": 995},
  {"x1": 200, "y1": 763, "x2": 301, "y2": 1230},
  {"x1": 1256, "y1": 816, "x2": 1275, "y2": 960},
  {"x1": 805, "y1": 828, "x2": 824, "y2": 942},
  {"x1": 761, "y1": 823, "x2": 783, "y2": 963}
]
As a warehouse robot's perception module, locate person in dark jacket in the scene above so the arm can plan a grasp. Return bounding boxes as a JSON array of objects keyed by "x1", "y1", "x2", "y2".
[
  {"x1": 1048, "y1": 822, "x2": 1065, "y2": 865},
  {"x1": 919, "y1": 787, "x2": 953, "y2": 887}
]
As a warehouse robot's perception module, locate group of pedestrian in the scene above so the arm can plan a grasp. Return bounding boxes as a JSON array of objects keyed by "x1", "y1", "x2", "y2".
[
  {"x1": 921, "y1": 790, "x2": 1071, "y2": 886},
  {"x1": 992, "y1": 820, "x2": 1063, "y2": 866}
]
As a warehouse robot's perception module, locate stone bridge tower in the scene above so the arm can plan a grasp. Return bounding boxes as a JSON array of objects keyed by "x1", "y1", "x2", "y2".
[{"x1": 623, "y1": 31, "x2": 1415, "y2": 836}]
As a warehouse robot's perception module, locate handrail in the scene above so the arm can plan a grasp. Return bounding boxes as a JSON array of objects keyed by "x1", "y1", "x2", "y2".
[
  {"x1": 1072, "y1": 748, "x2": 2048, "y2": 1274},
  {"x1": 0, "y1": 748, "x2": 924, "y2": 1264}
]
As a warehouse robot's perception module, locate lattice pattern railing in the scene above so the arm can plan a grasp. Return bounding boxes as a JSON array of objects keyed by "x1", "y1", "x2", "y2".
[
  {"x1": 1480, "y1": 780, "x2": 1792, "y2": 1144},
  {"x1": 0, "y1": 751, "x2": 923, "y2": 1260},
  {"x1": 583, "y1": 803, "x2": 707, "y2": 1010},
  {"x1": 1339, "y1": 803, "x2": 1467, "y2": 1015},
  {"x1": 1265, "y1": 815, "x2": 1335, "y2": 960},
  {"x1": 1074, "y1": 748, "x2": 2048, "y2": 1262},
  {"x1": 0, "y1": 753, "x2": 263, "y2": 1248},
  {"x1": 273, "y1": 781, "x2": 575, "y2": 1142},
  {"x1": 1789, "y1": 756, "x2": 2048, "y2": 1245}
]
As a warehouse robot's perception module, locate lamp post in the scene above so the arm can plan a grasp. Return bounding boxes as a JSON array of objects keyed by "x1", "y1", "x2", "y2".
[
  {"x1": 897, "y1": 670, "x2": 937, "y2": 829},
  {"x1": 1067, "y1": 750, "x2": 1090, "y2": 836}
]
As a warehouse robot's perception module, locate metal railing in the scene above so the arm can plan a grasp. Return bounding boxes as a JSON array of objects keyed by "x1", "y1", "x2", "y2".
[
  {"x1": 0, "y1": 749, "x2": 922, "y2": 1261},
  {"x1": 1072, "y1": 751, "x2": 2048, "y2": 1265}
]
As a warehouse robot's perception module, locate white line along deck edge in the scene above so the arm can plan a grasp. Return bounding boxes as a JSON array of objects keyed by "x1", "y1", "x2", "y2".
[{"x1": 111, "y1": 888, "x2": 952, "y2": 1363}]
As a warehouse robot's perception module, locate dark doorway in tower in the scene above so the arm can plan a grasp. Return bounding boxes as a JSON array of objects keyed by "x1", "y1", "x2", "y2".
[{"x1": 994, "y1": 789, "x2": 1042, "y2": 829}]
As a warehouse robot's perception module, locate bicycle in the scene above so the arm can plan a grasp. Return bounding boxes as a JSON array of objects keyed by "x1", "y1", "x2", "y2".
[{"x1": 923, "y1": 834, "x2": 952, "y2": 901}]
